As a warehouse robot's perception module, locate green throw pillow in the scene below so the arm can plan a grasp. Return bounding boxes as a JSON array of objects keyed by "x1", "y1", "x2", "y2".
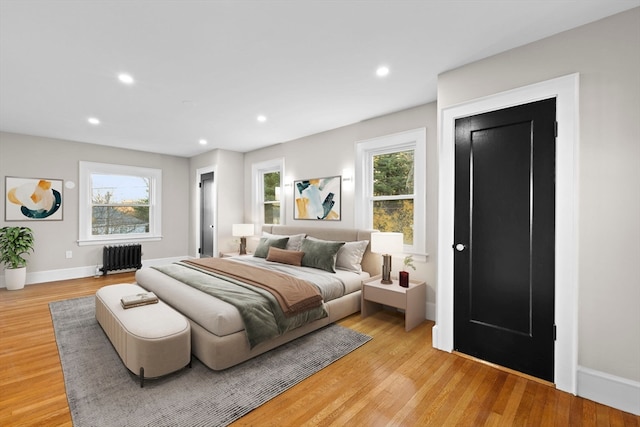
[
  {"x1": 300, "y1": 238, "x2": 345, "y2": 273},
  {"x1": 253, "y1": 236, "x2": 289, "y2": 258}
]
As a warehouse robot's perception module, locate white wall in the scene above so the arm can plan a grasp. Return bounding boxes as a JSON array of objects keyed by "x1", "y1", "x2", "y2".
[
  {"x1": 243, "y1": 103, "x2": 439, "y2": 319},
  {"x1": 437, "y1": 7, "x2": 640, "y2": 386},
  {"x1": 0, "y1": 132, "x2": 190, "y2": 282}
]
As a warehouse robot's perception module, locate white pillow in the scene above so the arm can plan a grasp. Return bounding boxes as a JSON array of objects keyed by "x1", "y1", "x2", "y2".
[
  {"x1": 336, "y1": 240, "x2": 369, "y2": 273},
  {"x1": 262, "y1": 232, "x2": 306, "y2": 251}
]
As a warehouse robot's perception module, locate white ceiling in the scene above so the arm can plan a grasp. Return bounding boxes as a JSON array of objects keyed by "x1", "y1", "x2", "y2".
[{"x1": 1, "y1": 1, "x2": 638, "y2": 158}]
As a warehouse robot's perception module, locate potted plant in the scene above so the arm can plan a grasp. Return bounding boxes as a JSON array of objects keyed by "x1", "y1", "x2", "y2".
[
  {"x1": 403, "y1": 255, "x2": 416, "y2": 272},
  {"x1": 0, "y1": 226, "x2": 35, "y2": 290},
  {"x1": 400, "y1": 255, "x2": 416, "y2": 288}
]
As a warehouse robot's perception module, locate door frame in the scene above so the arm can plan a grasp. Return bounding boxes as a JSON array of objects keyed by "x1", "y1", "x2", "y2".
[
  {"x1": 435, "y1": 73, "x2": 579, "y2": 394},
  {"x1": 195, "y1": 165, "x2": 217, "y2": 258}
]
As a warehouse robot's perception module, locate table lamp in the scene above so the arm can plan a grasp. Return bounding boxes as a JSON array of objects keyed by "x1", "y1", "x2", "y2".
[
  {"x1": 370, "y1": 232, "x2": 404, "y2": 284},
  {"x1": 232, "y1": 224, "x2": 254, "y2": 255}
]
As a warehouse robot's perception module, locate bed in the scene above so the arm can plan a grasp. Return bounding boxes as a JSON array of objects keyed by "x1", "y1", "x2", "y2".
[{"x1": 135, "y1": 225, "x2": 380, "y2": 370}]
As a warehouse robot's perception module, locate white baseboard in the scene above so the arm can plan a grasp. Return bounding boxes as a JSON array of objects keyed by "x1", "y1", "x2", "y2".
[
  {"x1": 577, "y1": 365, "x2": 640, "y2": 415},
  {"x1": 432, "y1": 324, "x2": 440, "y2": 349},
  {"x1": 0, "y1": 256, "x2": 189, "y2": 288}
]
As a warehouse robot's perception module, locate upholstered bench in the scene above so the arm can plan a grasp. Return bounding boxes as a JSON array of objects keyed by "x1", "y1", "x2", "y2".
[{"x1": 95, "y1": 283, "x2": 191, "y2": 387}]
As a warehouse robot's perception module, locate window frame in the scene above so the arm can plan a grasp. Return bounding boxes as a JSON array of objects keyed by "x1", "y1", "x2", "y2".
[
  {"x1": 355, "y1": 128, "x2": 426, "y2": 255},
  {"x1": 251, "y1": 158, "x2": 284, "y2": 225},
  {"x1": 78, "y1": 161, "x2": 162, "y2": 246}
]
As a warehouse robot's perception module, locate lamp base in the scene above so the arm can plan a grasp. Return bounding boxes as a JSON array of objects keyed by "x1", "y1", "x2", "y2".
[
  {"x1": 380, "y1": 254, "x2": 393, "y2": 284},
  {"x1": 239, "y1": 237, "x2": 247, "y2": 255}
]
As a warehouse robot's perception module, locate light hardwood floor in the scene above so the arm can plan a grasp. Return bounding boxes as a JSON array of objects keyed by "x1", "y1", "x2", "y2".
[{"x1": 1, "y1": 274, "x2": 638, "y2": 426}]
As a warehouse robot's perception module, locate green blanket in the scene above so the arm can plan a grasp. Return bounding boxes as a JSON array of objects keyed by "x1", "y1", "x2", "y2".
[{"x1": 152, "y1": 262, "x2": 327, "y2": 348}]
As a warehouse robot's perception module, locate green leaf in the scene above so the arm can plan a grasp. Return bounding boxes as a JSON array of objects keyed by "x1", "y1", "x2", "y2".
[{"x1": 0, "y1": 227, "x2": 34, "y2": 269}]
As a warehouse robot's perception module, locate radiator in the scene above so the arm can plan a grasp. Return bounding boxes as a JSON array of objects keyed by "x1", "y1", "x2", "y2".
[{"x1": 100, "y1": 244, "x2": 143, "y2": 275}]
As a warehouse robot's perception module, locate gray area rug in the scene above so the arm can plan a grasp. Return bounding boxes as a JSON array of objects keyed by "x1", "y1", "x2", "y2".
[{"x1": 50, "y1": 296, "x2": 371, "y2": 426}]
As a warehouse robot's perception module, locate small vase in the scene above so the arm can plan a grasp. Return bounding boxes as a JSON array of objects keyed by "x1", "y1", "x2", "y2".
[{"x1": 399, "y1": 270, "x2": 409, "y2": 288}]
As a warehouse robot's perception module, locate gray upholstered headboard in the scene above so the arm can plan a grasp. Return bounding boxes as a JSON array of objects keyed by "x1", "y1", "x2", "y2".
[{"x1": 261, "y1": 225, "x2": 381, "y2": 276}]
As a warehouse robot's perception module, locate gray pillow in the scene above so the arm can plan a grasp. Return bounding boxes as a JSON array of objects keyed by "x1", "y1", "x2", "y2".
[
  {"x1": 253, "y1": 236, "x2": 289, "y2": 258},
  {"x1": 300, "y1": 238, "x2": 345, "y2": 273},
  {"x1": 262, "y1": 232, "x2": 306, "y2": 251}
]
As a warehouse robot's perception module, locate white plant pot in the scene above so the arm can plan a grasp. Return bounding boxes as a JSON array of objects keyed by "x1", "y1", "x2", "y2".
[{"x1": 5, "y1": 267, "x2": 26, "y2": 290}]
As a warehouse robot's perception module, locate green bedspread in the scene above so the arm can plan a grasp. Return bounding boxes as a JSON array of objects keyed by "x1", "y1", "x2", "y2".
[{"x1": 152, "y1": 262, "x2": 328, "y2": 348}]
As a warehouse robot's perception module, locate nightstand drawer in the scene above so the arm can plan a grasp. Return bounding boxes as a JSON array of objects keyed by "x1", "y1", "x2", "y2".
[{"x1": 364, "y1": 286, "x2": 406, "y2": 309}]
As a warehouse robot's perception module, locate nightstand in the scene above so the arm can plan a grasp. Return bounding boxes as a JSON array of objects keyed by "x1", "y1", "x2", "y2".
[{"x1": 361, "y1": 275, "x2": 426, "y2": 331}]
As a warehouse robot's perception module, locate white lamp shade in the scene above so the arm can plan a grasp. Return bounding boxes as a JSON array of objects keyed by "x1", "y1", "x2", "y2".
[
  {"x1": 232, "y1": 224, "x2": 254, "y2": 237},
  {"x1": 370, "y1": 232, "x2": 404, "y2": 255}
]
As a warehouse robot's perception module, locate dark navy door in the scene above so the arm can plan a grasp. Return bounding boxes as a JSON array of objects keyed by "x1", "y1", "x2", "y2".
[
  {"x1": 454, "y1": 98, "x2": 556, "y2": 381},
  {"x1": 200, "y1": 172, "x2": 215, "y2": 258}
]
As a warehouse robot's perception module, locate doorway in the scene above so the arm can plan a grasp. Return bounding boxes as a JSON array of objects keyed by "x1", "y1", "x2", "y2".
[
  {"x1": 199, "y1": 171, "x2": 215, "y2": 258},
  {"x1": 453, "y1": 99, "x2": 556, "y2": 381},
  {"x1": 435, "y1": 73, "x2": 579, "y2": 393}
]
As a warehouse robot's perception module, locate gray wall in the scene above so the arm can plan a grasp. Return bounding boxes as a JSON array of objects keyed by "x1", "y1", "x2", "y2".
[
  {"x1": 438, "y1": 8, "x2": 640, "y2": 382},
  {"x1": 0, "y1": 132, "x2": 190, "y2": 277},
  {"x1": 243, "y1": 103, "x2": 439, "y2": 318}
]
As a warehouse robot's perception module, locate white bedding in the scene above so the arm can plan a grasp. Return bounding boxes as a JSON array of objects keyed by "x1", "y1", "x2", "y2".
[
  {"x1": 136, "y1": 258, "x2": 369, "y2": 338},
  {"x1": 227, "y1": 255, "x2": 367, "y2": 300}
]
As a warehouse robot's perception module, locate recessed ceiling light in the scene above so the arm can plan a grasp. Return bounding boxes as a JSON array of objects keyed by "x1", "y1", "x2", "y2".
[
  {"x1": 199, "y1": 139, "x2": 208, "y2": 145},
  {"x1": 257, "y1": 115, "x2": 267, "y2": 123},
  {"x1": 376, "y1": 66, "x2": 390, "y2": 77},
  {"x1": 88, "y1": 117, "x2": 100, "y2": 125},
  {"x1": 118, "y1": 73, "x2": 134, "y2": 85}
]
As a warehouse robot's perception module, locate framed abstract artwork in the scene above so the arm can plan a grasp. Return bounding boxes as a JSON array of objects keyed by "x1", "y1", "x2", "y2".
[
  {"x1": 294, "y1": 175, "x2": 341, "y2": 221},
  {"x1": 5, "y1": 176, "x2": 63, "y2": 221}
]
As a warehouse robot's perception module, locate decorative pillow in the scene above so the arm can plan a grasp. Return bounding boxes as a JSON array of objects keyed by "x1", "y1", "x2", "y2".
[
  {"x1": 262, "y1": 232, "x2": 306, "y2": 251},
  {"x1": 336, "y1": 240, "x2": 369, "y2": 273},
  {"x1": 300, "y1": 238, "x2": 345, "y2": 273},
  {"x1": 306, "y1": 236, "x2": 369, "y2": 273},
  {"x1": 253, "y1": 236, "x2": 289, "y2": 258},
  {"x1": 266, "y1": 247, "x2": 305, "y2": 266}
]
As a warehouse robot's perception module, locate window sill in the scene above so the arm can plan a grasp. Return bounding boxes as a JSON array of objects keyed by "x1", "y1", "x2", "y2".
[
  {"x1": 77, "y1": 235, "x2": 162, "y2": 246},
  {"x1": 396, "y1": 253, "x2": 429, "y2": 264}
]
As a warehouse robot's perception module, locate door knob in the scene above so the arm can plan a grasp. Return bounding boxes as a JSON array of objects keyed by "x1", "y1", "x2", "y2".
[{"x1": 454, "y1": 243, "x2": 466, "y2": 252}]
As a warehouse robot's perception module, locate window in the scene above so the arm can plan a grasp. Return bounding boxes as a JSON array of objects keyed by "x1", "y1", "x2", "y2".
[
  {"x1": 252, "y1": 158, "x2": 283, "y2": 225},
  {"x1": 356, "y1": 128, "x2": 426, "y2": 254},
  {"x1": 262, "y1": 171, "x2": 281, "y2": 224},
  {"x1": 372, "y1": 149, "x2": 415, "y2": 244},
  {"x1": 78, "y1": 162, "x2": 162, "y2": 245}
]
